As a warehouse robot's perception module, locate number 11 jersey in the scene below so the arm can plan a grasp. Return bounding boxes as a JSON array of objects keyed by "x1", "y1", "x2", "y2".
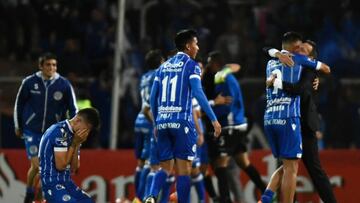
[{"x1": 153, "y1": 52, "x2": 201, "y2": 123}]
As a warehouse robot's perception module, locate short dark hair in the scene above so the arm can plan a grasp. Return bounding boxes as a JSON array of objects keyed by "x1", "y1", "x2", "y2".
[
  {"x1": 145, "y1": 49, "x2": 164, "y2": 70},
  {"x1": 208, "y1": 51, "x2": 224, "y2": 66},
  {"x1": 174, "y1": 29, "x2": 197, "y2": 51},
  {"x1": 305, "y1": 39, "x2": 318, "y2": 58},
  {"x1": 77, "y1": 108, "x2": 100, "y2": 131},
  {"x1": 282, "y1": 31, "x2": 303, "y2": 45},
  {"x1": 38, "y1": 52, "x2": 57, "y2": 66}
]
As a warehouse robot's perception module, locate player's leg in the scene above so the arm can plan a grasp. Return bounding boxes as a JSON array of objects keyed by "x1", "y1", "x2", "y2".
[
  {"x1": 158, "y1": 173, "x2": 175, "y2": 203},
  {"x1": 301, "y1": 128, "x2": 337, "y2": 203},
  {"x1": 145, "y1": 127, "x2": 174, "y2": 202},
  {"x1": 278, "y1": 118, "x2": 302, "y2": 203},
  {"x1": 133, "y1": 127, "x2": 145, "y2": 197},
  {"x1": 201, "y1": 137, "x2": 219, "y2": 201},
  {"x1": 260, "y1": 166, "x2": 283, "y2": 203},
  {"x1": 144, "y1": 136, "x2": 160, "y2": 200},
  {"x1": 23, "y1": 130, "x2": 42, "y2": 203},
  {"x1": 281, "y1": 159, "x2": 298, "y2": 202},
  {"x1": 260, "y1": 120, "x2": 281, "y2": 203},
  {"x1": 233, "y1": 130, "x2": 266, "y2": 193},
  {"x1": 173, "y1": 120, "x2": 198, "y2": 203},
  {"x1": 227, "y1": 158, "x2": 243, "y2": 203},
  {"x1": 65, "y1": 180, "x2": 94, "y2": 203},
  {"x1": 191, "y1": 156, "x2": 205, "y2": 203}
]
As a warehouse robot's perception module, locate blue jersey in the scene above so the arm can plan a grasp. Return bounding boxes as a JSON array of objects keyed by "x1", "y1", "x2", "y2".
[
  {"x1": 264, "y1": 53, "x2": 320, "y2": 119},
  {"x1": 135, "y1": 70, "x2": 156, "y2": 126},
  {"x1": 153, "y1": 52, "x2": 201, "y2": 123},
  {"x1": 213, "y1": 73, "x2": 246, "y2": 126},
  {"x1": 38, "y1": 120, "x2": 75, "y2": 185}
]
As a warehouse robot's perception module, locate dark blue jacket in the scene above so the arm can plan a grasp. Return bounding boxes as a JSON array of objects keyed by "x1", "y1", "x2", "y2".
[{"x1": 14, "y1": 71, "x2": 78, "y2": 134}]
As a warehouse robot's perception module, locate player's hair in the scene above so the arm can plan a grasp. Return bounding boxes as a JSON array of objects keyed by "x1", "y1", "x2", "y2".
[
  {"x1": 174, "y1": 29, "x2": 197, "y2": 51},
  {"x1": 38, "y1": 52, "x2": 57, "y2": 66},
  {"x1": 145, "y1": 49, "x2": 164, "y2": 70},
  {"x1": 282, "y1": 31, "x2": 303, "y2": 46},
  {"x1": 77, "y1": 108, "x2": 101, "y2": 132},
  {"x1": 208, "y1": 51, "x2": 225, "y2": 66},
  {"x1": 305, "y1": 39, "x2": 318, "y2": 58}
]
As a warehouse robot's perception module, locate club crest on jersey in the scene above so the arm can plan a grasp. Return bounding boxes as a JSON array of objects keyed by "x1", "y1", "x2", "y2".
[
  {"x1": 53, "y1": 91, "x2": 63, "y2": 100},
  {"x1": 34, "y1": 83, "x2": 39, "y2": 90},
  {"x1": 292, "y1": 124, "x2": 297, "y2": 131},
  {"x1": 62, "y1": 194, "x2": 71, "y2": 201},
  {"x1": 184, "y1": 127, "x2": 189, "y2": 134}
]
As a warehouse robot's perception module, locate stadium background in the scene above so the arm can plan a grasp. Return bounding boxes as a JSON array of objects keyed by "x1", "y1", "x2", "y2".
[{"x1": 1, "y1": 0, "x2": 360, "y2": 202}]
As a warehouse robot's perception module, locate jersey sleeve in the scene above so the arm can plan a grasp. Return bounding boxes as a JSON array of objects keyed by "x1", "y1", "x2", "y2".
[
  {"x1": 150, "y1": 70, "x2": 160, "y2": 124},
  {"x1": 189, "y1": 61, "x2": 202, "y2": 81},
  {"x1": 53, "y1": 128, "x2": 69, "y2": 152},
  {"x1": 294, "y1": 54, "x2": 321, "y2": 70}
]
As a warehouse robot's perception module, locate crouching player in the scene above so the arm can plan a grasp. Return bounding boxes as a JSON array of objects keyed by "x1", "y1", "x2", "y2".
[{"x1": 38, "y1": 108, "x2": 100, "y2": 203}]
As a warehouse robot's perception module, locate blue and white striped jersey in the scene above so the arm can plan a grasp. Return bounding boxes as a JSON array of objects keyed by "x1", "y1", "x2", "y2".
[
  {"x1": 264, "y1": 52, "x2": 320, "y2": 119},
  {"x1": 153, "y1": 52, "x2": 201, "y2": 123},
  {"x1": 38, "y1": 120, "x2": 75, "y2": 185},
  {"x1": 135, "y1": 70, "x2": 156, "y2": 126}
]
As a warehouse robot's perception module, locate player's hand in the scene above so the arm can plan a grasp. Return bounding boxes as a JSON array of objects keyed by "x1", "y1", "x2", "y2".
[
  {"x1": 212, "y1": 121, "x2": 221, "y2": 138},
  {"x1": 73, "y1": 129, "x2": 89, "y2": 145},
  {"x1": 266, "y1": 74, "x2": 276, "y2": 87},
  {"x1": 197, "y1": 133, "x2": 204, "y2": 146},
  {"x1": 15, "y1": 129, "x2": 22, "y2": 139},
  {"x1": 275, "y1": 52, "x2": 294, "y2": 67},
  {"x1": 214, "y1": 93, "x2": 232, "y2": 105},
  {"x1": 313, "y1": 77, "x2": 319, "y2": 90}
]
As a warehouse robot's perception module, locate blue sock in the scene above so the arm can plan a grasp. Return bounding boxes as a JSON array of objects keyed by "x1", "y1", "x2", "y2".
[
  {"x1": 261, "y1": 189, "x2": 274, "y2": 203},
  {"x1": 176, "y1": 175, "x2": 191, "y2": 203},
  {"x1": 192, "y1": 173, "x2": 205, "y2": 203},
  {"x1": 148, "y1": 169, "x2": 168, "y2": 198},
  {"x1": 144, "y1": 171, "x2": 155, "y2": 199},
  {"x1": 159, "y1": 175, "x2": 175, "y2": 203},
  {"x1": 134, "y1": 166, "x2": 142, "y2": 197},
  {"x1": 138, "y1": 166, "x2": 151, "y2": 199}
]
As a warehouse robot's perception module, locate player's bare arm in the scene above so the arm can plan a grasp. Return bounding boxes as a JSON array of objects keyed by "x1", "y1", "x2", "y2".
[{"x1": 142, "y1": 106, "x2": 154, "y2": 123}]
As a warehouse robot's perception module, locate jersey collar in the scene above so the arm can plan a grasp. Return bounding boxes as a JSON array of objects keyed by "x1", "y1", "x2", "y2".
[{"x1": 177, "y1": 51, "x2": 190, "y2": 57}]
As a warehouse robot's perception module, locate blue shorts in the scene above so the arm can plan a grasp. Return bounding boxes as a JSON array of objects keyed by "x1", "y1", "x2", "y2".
[
  {"x1": 149, "y1": 135, "x2": 159, "y2": 165},
  {"x1": 264, "y1": 118, "x2": 302, "y2": 159},
  {"x1": 23, "y1": 129, "x2": 42, "y2": 159},
  {"x1": 156, "y1": 120, "x2": 197, "y2": 161},
  {"x1": 134, "y1": 121, "x2": 152, "y2": 160},
  {"x1": 42, "y1": 181, "x2": 93, "y2": 203}
]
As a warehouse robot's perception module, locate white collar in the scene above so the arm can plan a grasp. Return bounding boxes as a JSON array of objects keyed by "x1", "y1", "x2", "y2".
[{"x1": 177, "y1": 51, "x2": 190, "y2": 57}]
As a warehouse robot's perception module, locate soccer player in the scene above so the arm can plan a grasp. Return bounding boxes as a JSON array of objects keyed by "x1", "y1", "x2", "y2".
[
  {"x1": 38, "y1": 107, "x2": 100, "y2": 203},
  {"x1": 205, "y1": 51, "x2": 266, "y2": 203},
  {"x1": 265, "y1": 40, "x2": 337, "y2": 203},
  {"x1": 261, "y1": 32, "x2": 330, "y2": 203},
  {"x1": 145, "y1": 29, "x2": 221, "y2": 203},
  {"x1": 133, "y1": 50, "x2": 165, "y2": 201},
  {"x1": 14, "y1": 52, "x2": 78, "y2": 203}
]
